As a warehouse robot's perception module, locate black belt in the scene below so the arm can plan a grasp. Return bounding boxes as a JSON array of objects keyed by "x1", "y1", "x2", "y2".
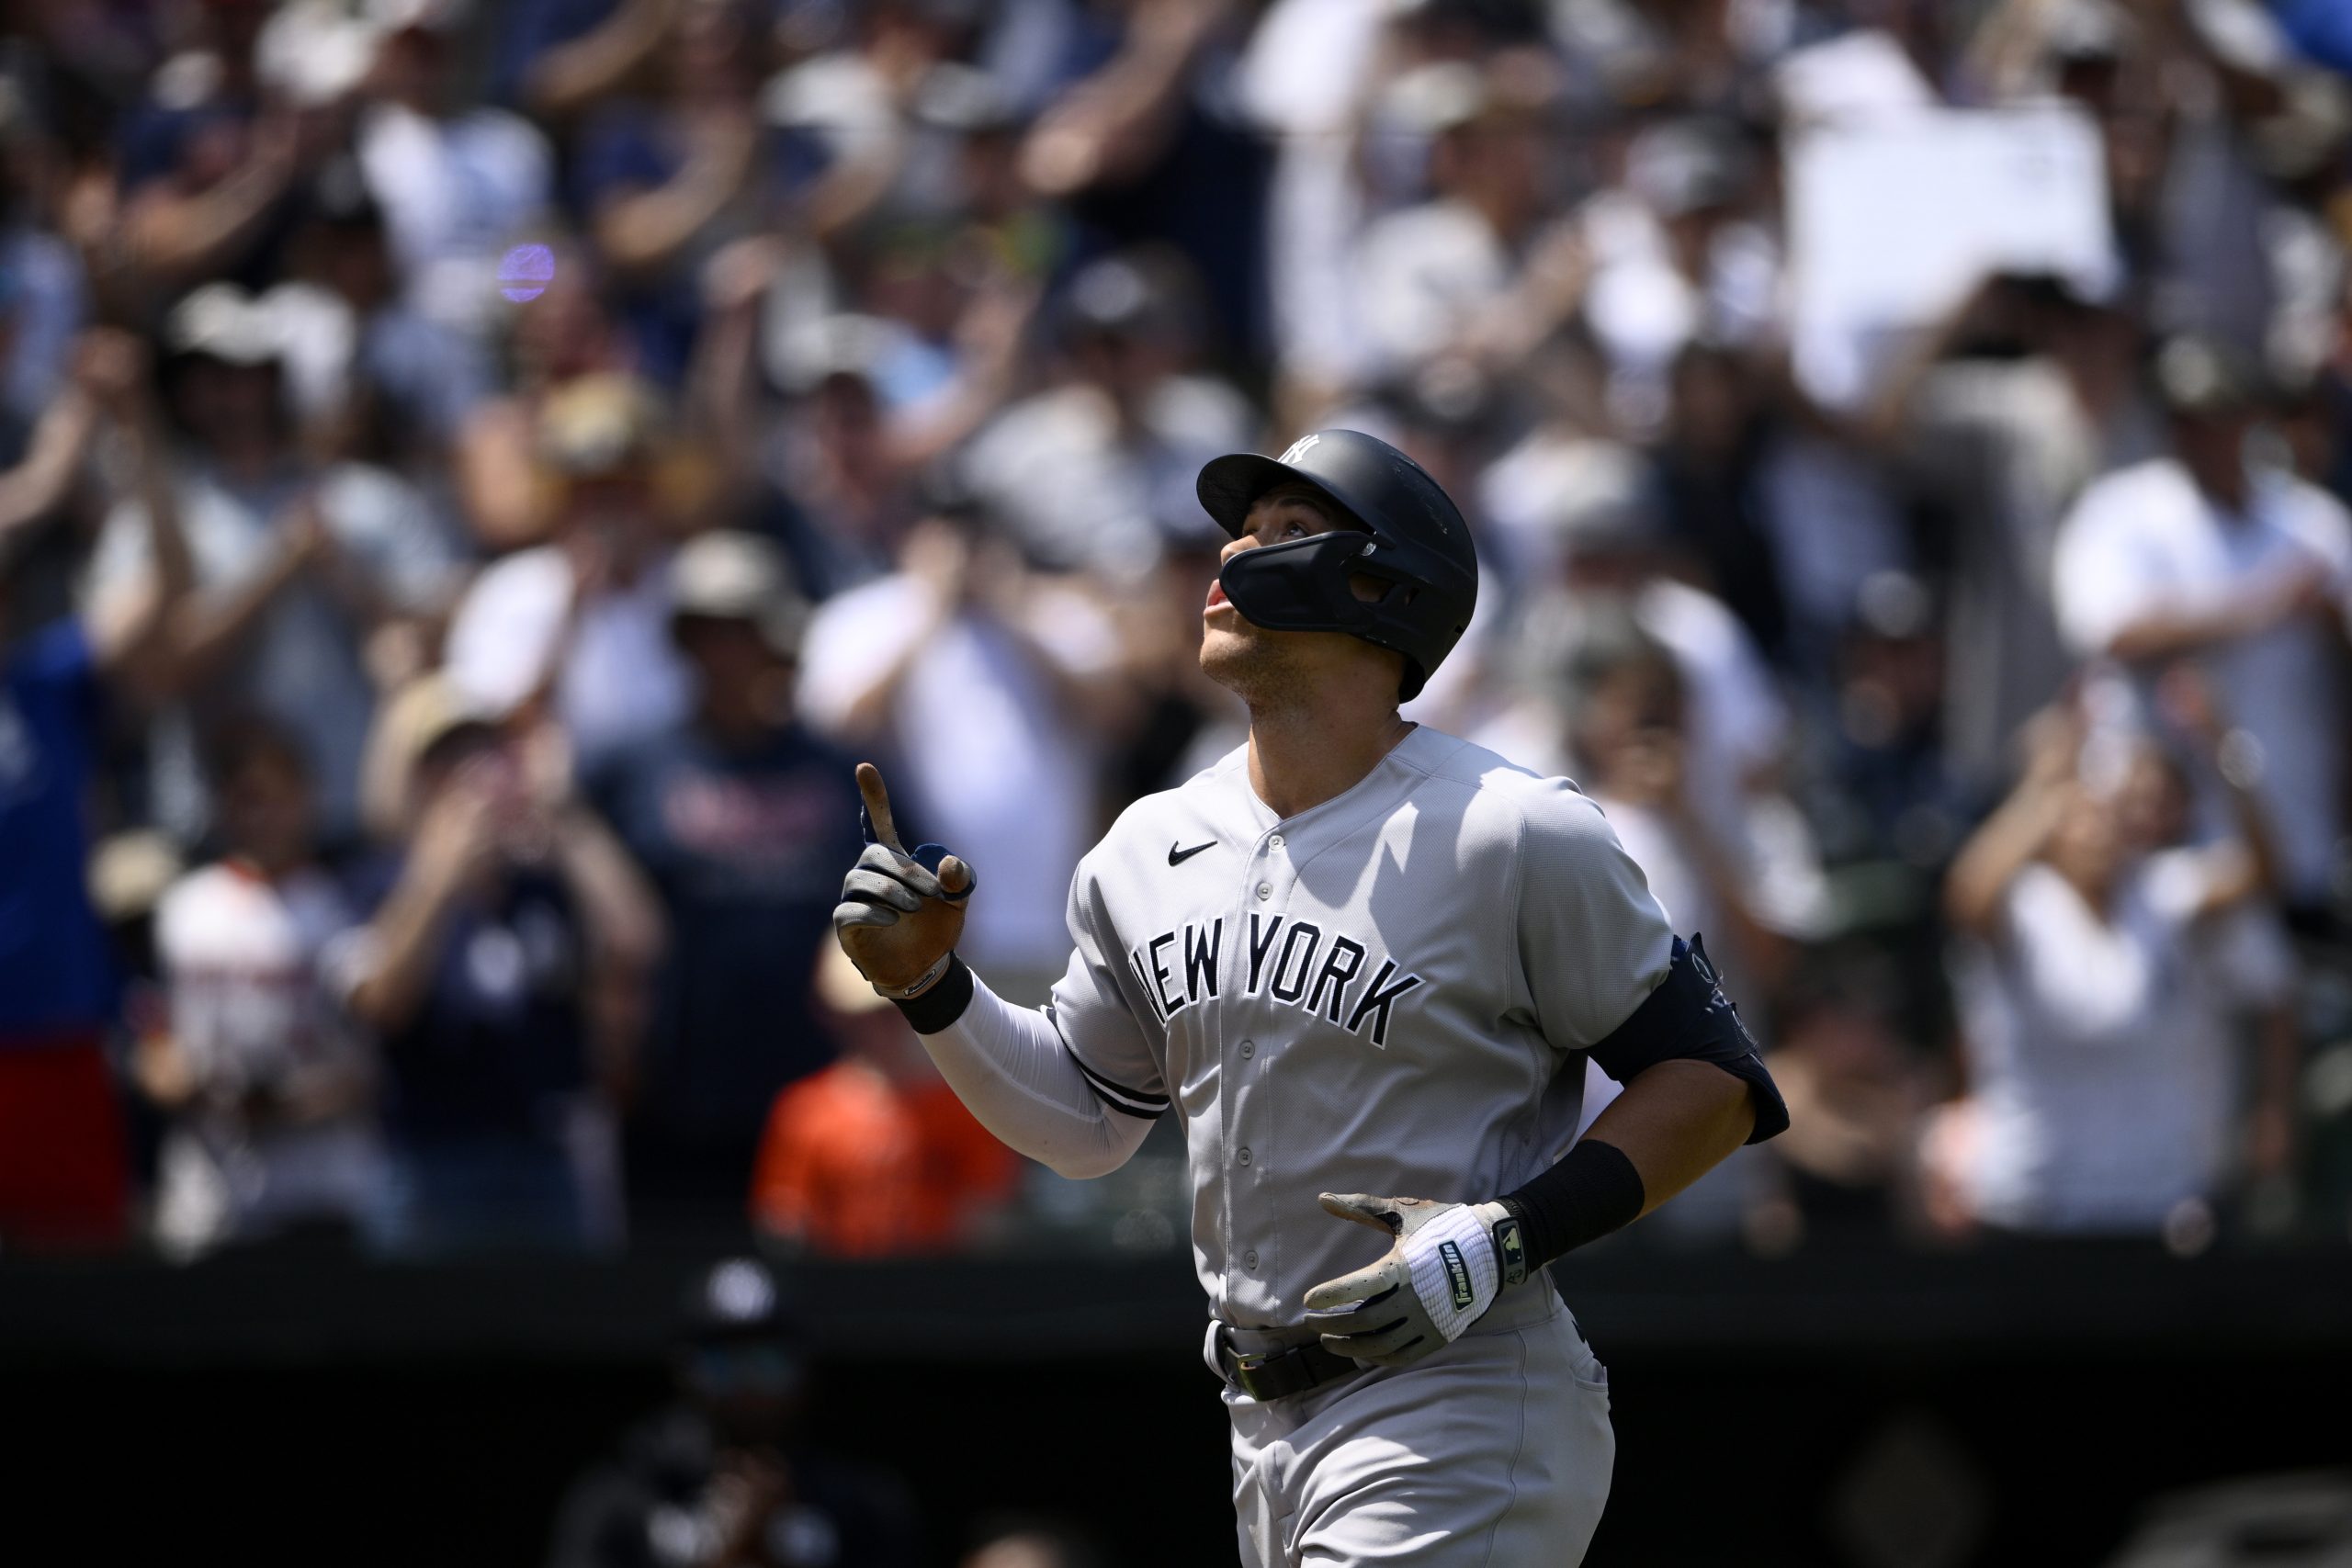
[{"x1": 1216, "y1": 1326, "x2": 1363, "y2": 1403}]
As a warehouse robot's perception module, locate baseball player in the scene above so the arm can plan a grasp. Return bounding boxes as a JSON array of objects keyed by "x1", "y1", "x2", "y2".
[{"x1": 832, "y1": 430, "x2": 1789, "y2": 1565}]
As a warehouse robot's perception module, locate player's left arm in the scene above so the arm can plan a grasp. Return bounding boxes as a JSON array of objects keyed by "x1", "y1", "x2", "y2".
[{"x1": 1306, "y1": 790, "x2": 1786, "y2": 1367}]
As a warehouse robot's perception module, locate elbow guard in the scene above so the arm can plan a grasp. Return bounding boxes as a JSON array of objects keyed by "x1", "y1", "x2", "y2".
[{"x1": 1587, "y1": 934, "x2": 1789, "y2": 1145}]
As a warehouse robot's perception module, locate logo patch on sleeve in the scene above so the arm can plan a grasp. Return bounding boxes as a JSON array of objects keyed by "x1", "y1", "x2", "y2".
[
  {"x1": 1437, "y1": 1240, "x2": 1475, "y2": 1311},
  {"x1": 1493, "y1": 1215, "x2": 1528, "y2": 1289}
]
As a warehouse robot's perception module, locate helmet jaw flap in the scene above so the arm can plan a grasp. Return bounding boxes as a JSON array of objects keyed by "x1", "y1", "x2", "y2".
[{"x1": 1216, "y1": 530, "x2": 1453, "y2": 701}]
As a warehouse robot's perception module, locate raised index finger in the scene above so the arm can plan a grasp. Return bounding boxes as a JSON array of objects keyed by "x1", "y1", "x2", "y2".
[{"x1": 856, "y1": 761, "x2": 905, "y2": 852}]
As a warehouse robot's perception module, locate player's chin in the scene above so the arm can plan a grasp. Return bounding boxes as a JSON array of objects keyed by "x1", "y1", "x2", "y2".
[{"x1": 1199, "y1": 621, "x2": 1267, "y2": 689}]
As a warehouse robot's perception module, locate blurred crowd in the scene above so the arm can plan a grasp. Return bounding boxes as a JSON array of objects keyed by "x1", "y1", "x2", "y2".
[{"x1": 3, "y1": 0, "x2": 2352, "y2": 1266}]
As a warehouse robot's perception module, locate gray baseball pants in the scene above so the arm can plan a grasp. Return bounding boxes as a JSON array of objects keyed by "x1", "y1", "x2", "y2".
[{"x1": 1224, "y1": 1280, "x2": 1615, "y2": 1567}]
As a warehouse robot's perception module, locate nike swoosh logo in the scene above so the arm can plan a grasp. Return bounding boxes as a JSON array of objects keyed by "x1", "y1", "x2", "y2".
[{"x1": 1168, "y1": 840, "x2": 1216, "y2": 866}]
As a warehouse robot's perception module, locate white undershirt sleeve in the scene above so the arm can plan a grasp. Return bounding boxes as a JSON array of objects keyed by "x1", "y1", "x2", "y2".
[{"x1": 920, "y1": 974, "x2": 1156, "y2": 1180}]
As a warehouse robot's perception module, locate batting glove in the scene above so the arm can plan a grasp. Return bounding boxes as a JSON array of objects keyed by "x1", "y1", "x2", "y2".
[
  {"x1": 1301, "y1": 1192, "x2": 1531, "y2": 1368},
  {"x1": 833, "y1": 762, "x2": 975, "y2": 997}
]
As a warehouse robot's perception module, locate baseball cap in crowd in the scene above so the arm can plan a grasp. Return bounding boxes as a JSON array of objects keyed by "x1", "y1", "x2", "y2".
[
  {"x1": 1380, "y1": 47, "x2": 1562, "y2": 138},
  {"x1": 678, "y1": 1257, "x2": 806, "y2": 1401},
  {"x1": 255, "y1": 1, "x2": 380, "y2": 105},
  {"x1": 537, "y1": 372, "x2": 670, "y2": 478},
  {"x1": 358, "y1": 671, "x2": 502, "y2": 837},
  {"x1": 682, "y1": 1255, "x2": 802, "y2": 1344},
  {"x1": 87, "y1": 830, "x2": 187, "y2": 927},
  {"x1": 2152, "y1": 335, "x2": 2266, "y2": 417},
  {"x1": 537, "y1": 372, "x2": 720, "y2": 524},
  {"x1": 1375, "y1": 61, "x2": 1491, "y2": 139},
  {"x1": 256, "y1": 0, "x2": 469, "y2": 104},
  {"x1": 764, "y1": 311, "x2": 899, "y2": 395},
  {"x1": 2041, "y1": 0, "x2": 2133, "y2": 65},
  {"x1": 164, "y1": 283, "x2": 290, "y2": 367},
  {"x1": 670, "y1": 531, "x2": 810, "y2": 660},
  {"x1": 1532, "y1": 441, "x2": 1668, "y2": 558},
  {"x1": 1625, "y1": 119, "x2": 1751, "y2": 220},
  {"x1": 1062, "y1": 253, "x2": 1192, "y2": 344},
  {"x1": 911, "y1": 61, "x2": 1023, "y2": 135}
]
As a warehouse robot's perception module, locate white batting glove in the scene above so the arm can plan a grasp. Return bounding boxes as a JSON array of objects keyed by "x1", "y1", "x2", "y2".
[{"x1": 1300, "y1": 1192, "x2": 1529, "y2": 1367}]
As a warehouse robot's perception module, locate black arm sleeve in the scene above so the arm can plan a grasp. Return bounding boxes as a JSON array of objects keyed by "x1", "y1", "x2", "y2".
[
  {"x1": 1584, "y1": 933, "x2": 1789, "y2": 1145},
  {"x1": 1498, "y1": 1138, "x2": 1646, "y2": 1271}
]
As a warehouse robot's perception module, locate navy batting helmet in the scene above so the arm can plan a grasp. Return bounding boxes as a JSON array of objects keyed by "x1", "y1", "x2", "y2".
[{"x1": 1196, "y1": 429, "x2": 1478, "y2": 702}]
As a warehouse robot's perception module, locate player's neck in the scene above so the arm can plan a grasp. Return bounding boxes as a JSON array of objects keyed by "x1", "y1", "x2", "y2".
[{"x1": 1245, "y1": 698, "x2": 1416, "y2": 821}]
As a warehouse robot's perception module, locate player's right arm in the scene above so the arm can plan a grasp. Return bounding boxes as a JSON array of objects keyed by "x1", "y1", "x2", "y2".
[{"x1": 831, "y1": 764, "x2": 1158, "y2": 1180}]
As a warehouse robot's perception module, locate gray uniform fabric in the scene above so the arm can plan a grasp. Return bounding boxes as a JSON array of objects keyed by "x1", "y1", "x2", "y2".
[
  {"x1": 1047, "y1": 726, "x2": 1674, "y2": 1326},
  {"x1": 1227, "y1": 1282, "x2": 1615, "y2": 1568}
]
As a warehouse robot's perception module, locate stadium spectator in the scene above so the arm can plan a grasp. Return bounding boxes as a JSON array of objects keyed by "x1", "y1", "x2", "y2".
[
  {"x1": 2053, "y1": 336, "x2": 2352, "y2": 926},
  {"x1": 444, "y1": 372, "x2": 696, "y2": 769},
  {"x1": 1474, "y1": 439, "x2": 1792, "y2": 833},
  {"x1": 0, "y1": 328, "x2": 191, "y2": 1247},
  {"x1": 454, "y1": 240, "x2": 640, "y2": 553},
  {"x1": 336, "y1": 675, "x2": 661, "y2": 1252},
  {"x1": 1559, "y1": 604, "x2": 1815, "y2": 1005},
  {"x1": 1649, "y1": 341, "x2": 1795, "y2": 670},
  {"x1": 1012, "y1": 0, "x2": 1267, "y2": 345},
  {"x1": 548, "y1": 1256, "x2": 921, "y2": 1568},
  {"x1": 751, "y1": 947, "x2": 1019, "y2": 1256},
  {"x1": 351, "y1": 0, "x2": 554, "y2": 352},
  {"x1": 745, "y1": 312, "x2": 936, "y2": 600},
  {"x1": 85, "y1": 283, "x2": 460, "y2": 846},
  {"x1": 1349, "y1": 51, "x2": 1587, "y2": 390},
  {"x1": 0, "y1": 82, "x2": 89, "y2": 436},
  {"x1": 959, "y1": 249, "x2": 1252, "y2": 581},
  {"x1": 757, "y1": 0, "x2": 987, "y2": 251},
  {"x1": 1883, "y1": 275, "x2": 2154, "y2": 787},
  {"x1": 141, "y1": 715, "x2": 381, "y2": 1258},
  {"x1": 1804, "y1": 570, "x2": 1975, "y2": 872},
  {"x1": 493, "y1": 0, "x2": 673, "y2": 122},
  {"x1": 571, "y1": 0, "x2": 777, "y2": 385},
  {"x1": 269, "y1": 164, "x2": 493, "y2": 464},
  {"x1": 1760, "y1": 949, "x2": 1939, "y2": 1244},
  {"x1": 590, "y1": 530, "x2": 868, "y2": 1234},
  {"x1": 2119, "y1": 670, "x2": 2305, "y2": 1197},
  {"x1": 114, "y1": 0, "x2": 335, "y2": 289},
  {"x1": 1939, "y1": 695, "x2": 2290, "y2": 1238}
]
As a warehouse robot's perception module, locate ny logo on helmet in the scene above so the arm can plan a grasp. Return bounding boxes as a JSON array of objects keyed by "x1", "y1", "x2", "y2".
[{"x1": 1280, "y1": 434, "x2": 1321, "y2": 465}]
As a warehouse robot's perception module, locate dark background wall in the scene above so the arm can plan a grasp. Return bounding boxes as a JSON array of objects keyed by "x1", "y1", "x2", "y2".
[{"x1": 7, "y1": 1247, "x2": 2348, "y2": 1566}]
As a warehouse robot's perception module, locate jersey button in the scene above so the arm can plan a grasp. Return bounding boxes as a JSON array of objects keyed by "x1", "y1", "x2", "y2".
[
  {"x1": 1238, "y1": 1146, "x2": 1251, "y2": 1166},
  {"x1": 1256, "y1": 883, "x2": 1272, "y2": 900},
  {"x1": 1269, "y1": 833, "x2": 1284, "y2": 849},
  {"x1": 1243, "y1": 1250, "x2": 1259, "y2": 1269},
  {"x1": 1238, "y1": 1040, "x2": 1254, "y2": 1059}
]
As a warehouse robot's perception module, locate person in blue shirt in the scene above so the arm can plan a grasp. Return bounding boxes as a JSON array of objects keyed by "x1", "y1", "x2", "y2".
[
  {"x1": 590, "y1": 531, "x2": 867, "y2": 1237},
  {"x1": 0, "y1": 328, "x2": 193, "y2": 1247}
]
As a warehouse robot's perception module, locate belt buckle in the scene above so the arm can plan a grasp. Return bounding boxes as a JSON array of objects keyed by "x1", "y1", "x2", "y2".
[
  {"x1": 1221, "y1": 1333, "x2": 1285, "y2": 1402},
  {"x1": 1230, "y1": 1347, "x2": 1279, "y2": 1402}
]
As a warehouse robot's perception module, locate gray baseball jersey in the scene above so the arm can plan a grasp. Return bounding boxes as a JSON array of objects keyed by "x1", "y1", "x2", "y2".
[{"x1": 1044, "y1": 726, "x2": 1675, "y2": 1329}]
